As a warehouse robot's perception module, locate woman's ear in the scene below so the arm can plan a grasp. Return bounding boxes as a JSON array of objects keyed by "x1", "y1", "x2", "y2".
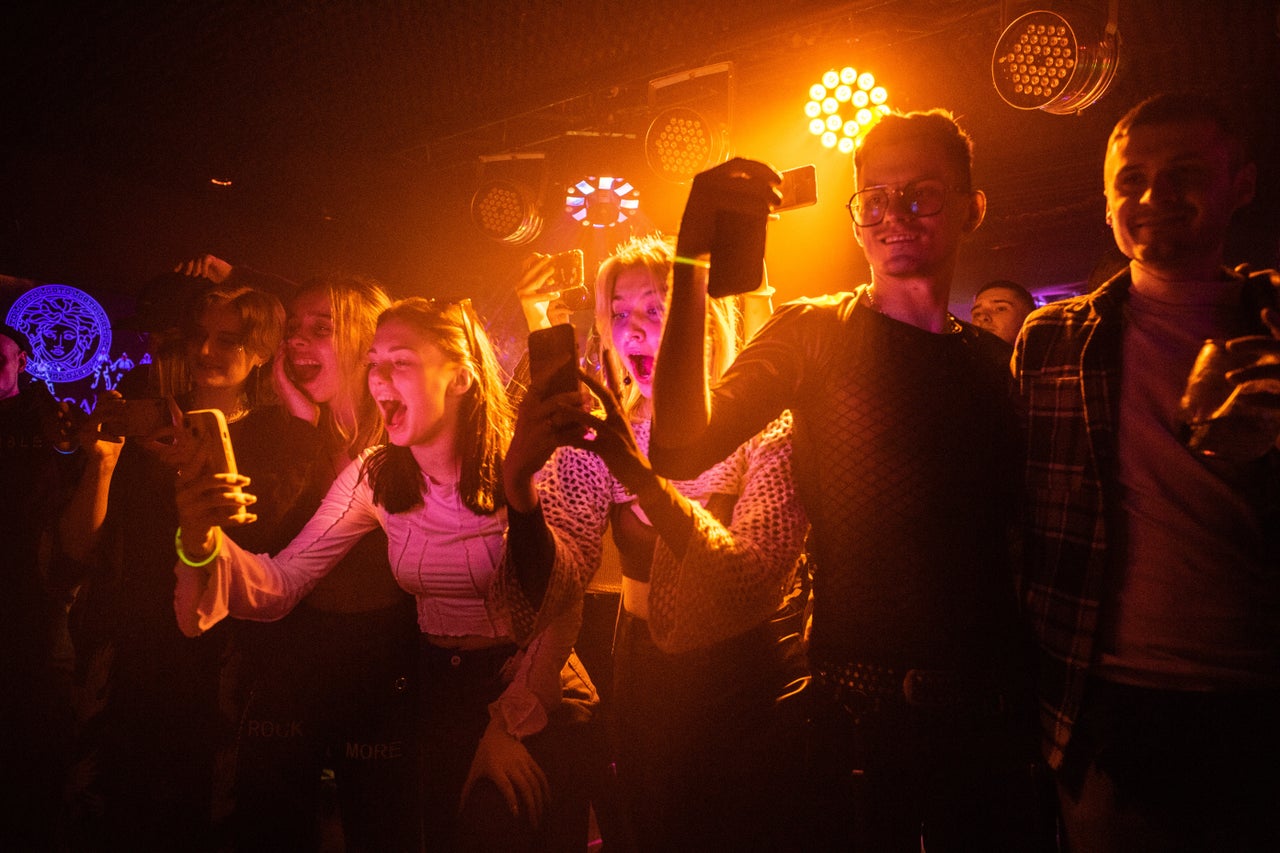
[{"x1": 449, "y1": 365, "x2": 475, "y2": 397}]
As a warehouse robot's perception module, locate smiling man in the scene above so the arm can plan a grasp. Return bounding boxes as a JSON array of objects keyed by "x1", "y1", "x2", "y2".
[
  {"x1": 650, "y1": 110, "x2": 1049, "y2": 850},
  {"x1": 1014, "y1": 92, "x2": 1280, "y2": 851}
]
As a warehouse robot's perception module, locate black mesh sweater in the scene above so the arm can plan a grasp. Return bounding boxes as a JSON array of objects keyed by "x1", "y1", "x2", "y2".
[{"x1": 705, "y1": 289, "x2": 1024, "y2": 674}]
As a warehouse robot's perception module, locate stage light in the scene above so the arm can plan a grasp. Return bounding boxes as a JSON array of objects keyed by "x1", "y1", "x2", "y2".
[
  {"x1": 991, "y1": 7, "x2": 1119, "y2": 115},
  {"x1": 644, "y1": 107, "x2": 720, "y2": 183},
  {"x1": 564, "y1": 176, "x2": 639, "y2": 228},
  {"x1": 469, "y1": 153, "x2": 546, "y2": 245},
  {"x1": 804, "y1": 66, "x2": 891, "y2": 151},
  {"x1": 645, "y1": 63, "x2": 734, "y2": 183}
]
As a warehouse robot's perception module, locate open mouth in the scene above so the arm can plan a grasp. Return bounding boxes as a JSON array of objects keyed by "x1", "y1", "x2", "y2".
[
  {"x1": 378, "y1": 398, "x2": 406, "y2": 429},
  {"x1": 289, "y1": 357, "x2": 323, "y2": 384},
  {"x1": 627, "y1": 354, "x2": 654, "y2": 382}
]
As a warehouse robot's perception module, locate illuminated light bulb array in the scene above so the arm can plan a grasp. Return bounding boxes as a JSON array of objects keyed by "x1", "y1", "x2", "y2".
[
  {"x1": 645, "y1": 107, "x2": 717, "y2": 182},
  {"x1": 991, "y1": 10, "x2": 1116, "y2": 115},
  {"x1": 804, "y1": 66, "x2": 890, "y2": 154},
  {"x1": 471, "y1": 181, "x2": 542, "y2": 244},
  {"x1": 564, "y1": 176, "x2": 640, "y2": 228},
  {"x1": 994, "y1": 21, "x2": 1076, "y2": 104}
]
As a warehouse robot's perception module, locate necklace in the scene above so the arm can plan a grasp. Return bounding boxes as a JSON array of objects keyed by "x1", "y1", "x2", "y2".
[{"x1": 863, "y1": 286, "x2": 963, "y2": 334}]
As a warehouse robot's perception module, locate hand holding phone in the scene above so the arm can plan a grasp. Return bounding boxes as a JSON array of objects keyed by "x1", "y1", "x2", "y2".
[
  {"x1": 707, "y1": 164, "x2": 818, "y2": 297},
  {"x1": 182, "y1": 409, "x2": 252, "y2": 525},
  {"x1": 527, "y1": 325, "x2": 581, "y2": 400},
  {"x1": 536, "y1": 249, "x2": 590, "y2": 312},
  {"x1": 776, "y1": 164, "x2": 818, "y2": 212}
]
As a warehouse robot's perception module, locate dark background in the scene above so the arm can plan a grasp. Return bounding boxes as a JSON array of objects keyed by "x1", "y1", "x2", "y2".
[{"x1": 3, "y1": 0, "x2": 1278, "y2": 328}]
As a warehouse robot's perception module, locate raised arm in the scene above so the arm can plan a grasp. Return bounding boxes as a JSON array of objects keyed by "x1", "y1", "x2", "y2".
[
  {"x1": 645, "y1": 413, "x2": 807, "y2": 654},
  {"x1": 651, "y1": 158, "x2": 782, "y2": 478},
  {"x1": 173, "y1": 453, "x2": 381, "y2": 636},
  {"x1": 556, "y1": 373, "x2": 807, "y2": 654},
  {"x1": 58, "y1": 434, "x2": 122, "y2": 565},
  {"x1": 58, "y1": 392, "x2": 167, "y2": 564}
]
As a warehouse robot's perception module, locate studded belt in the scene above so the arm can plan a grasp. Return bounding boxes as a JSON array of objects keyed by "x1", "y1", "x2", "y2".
[{"x1": 814, "y1": 660, "x2": 1007, "y2": 718}]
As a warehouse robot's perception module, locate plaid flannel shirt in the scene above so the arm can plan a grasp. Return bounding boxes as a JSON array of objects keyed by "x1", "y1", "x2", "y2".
[
  {"x1": 1014, "y1": 266, "x2": 1278, "y2": 769},
  {"x1": 1013, "y1": 273, "x2": 1125, "y2": 769}
]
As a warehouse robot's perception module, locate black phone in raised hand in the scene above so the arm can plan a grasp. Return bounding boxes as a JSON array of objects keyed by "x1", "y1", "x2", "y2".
[{"x1": 527, "y1": 324, "x2": 580, "y2": 400}]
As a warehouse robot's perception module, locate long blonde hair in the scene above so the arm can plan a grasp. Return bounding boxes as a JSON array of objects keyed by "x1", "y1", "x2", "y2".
[
  {"x1": 297, "y1": 275, "x2": 393, "y2": 457},
  {"x1": 592, "y1": 232, "x2": 737, "y2": 418}
]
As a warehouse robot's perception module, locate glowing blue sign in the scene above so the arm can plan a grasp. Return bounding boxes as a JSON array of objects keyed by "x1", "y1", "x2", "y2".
[{"x1": 6, "y1": 284, "x2": 113, "y2": 383}]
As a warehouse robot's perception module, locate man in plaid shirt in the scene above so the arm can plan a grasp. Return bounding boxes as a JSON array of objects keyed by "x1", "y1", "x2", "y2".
[{"x1": 1014, "y1": 92, "x2": 1280, "y2": 850}]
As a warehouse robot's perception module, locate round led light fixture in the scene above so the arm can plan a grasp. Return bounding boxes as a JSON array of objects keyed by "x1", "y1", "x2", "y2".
[
  {"x1": 992, "y1": 10, "x2": 1119, "y2": 115},
  {"x1": 804, "y1": 67, "x2": 890, "y2": 154},
  {"x1": 644, "y1": 107, "x2": 724, "y2": 183},
  {"x1": 470, "y1": 179, "x2": 543, "y2": 245},
  {"x1": 564, "y1": 176, "x2": 639, "y2": 228}
]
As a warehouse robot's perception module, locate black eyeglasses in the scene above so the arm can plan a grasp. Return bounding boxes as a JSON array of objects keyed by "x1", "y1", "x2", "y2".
[{"x1": 845, "y1": 179, "x2": 967, "y2": 227}]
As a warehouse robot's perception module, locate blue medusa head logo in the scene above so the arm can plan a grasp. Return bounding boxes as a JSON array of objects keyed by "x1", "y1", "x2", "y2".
[{"x1": 6, "y1": 284, "x2": 113, "y2": 383}]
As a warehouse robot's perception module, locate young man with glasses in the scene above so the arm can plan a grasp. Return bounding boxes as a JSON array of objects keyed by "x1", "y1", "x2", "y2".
[{"x1": 649, "y1": 110, "x2": 1049, "y2": 850}]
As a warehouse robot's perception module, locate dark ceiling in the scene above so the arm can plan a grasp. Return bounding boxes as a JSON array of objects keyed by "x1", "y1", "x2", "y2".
[{"x1": 3, "y1": 0, "x2": 1279, "y2": 323}]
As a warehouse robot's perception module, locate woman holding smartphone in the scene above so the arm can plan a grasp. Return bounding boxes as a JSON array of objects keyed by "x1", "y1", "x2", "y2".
[
  {"x1": 227, "y1": 274, "x2": 426, "y2": 851},
  {"x1": 173, "y1": 297, "x2": 594, "y2": 852},
  {"x1": 60, "y1": 281, "x2": 325, "y2": 849},
  {"x1": 500, "y1": 233, "x2": 811, "y2": 852}
]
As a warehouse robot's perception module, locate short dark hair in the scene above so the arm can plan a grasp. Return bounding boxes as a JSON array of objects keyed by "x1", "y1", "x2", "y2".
[
  {"x1": 0, "y1": 322, "x2": 32, "y2": 355},
  {"x1": 974, "y1": 279, "x2": 1036, "y2": 314},
  {"x1": 854, "y1": 108, "x2": 975, "y2": 191},
  {"x1": 1109, "y1": 92, "x2": 1252, "y2": 171}
]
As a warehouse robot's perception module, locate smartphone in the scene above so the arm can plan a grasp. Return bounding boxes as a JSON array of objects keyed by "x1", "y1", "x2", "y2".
[
  {"x1": 102, "y1": 396, "x2": 171, "y2": 438},
  {"x1": 538, "y1": 249, "x2": 590, "y2": 312},
  {"x1": 183, "y1": 408, "x2": 250, "y2": 524},
  {"x1": 527, "y1": 324, "x2": 581, "y2": 400},
  {"x1": 708, "y1": 210, "x2": 767, "y2": 298},
  {"x1": 777, "y1": 164, "x2": 818, "y2": 212},
  {"x1": 549, "y1": 249, "x2": 584, "y2": 292}
]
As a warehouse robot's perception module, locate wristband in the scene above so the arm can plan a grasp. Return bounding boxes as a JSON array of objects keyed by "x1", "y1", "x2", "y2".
[
  {"x1": 175, "y1": 526, "x2": 222, "y2": 568},
  {"x1": 673, "y1": 255, "x2": 710, "y2": 270}
]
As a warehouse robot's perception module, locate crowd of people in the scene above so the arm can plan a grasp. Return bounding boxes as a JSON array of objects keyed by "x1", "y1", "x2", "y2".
[{"x1": 1, "y1": 90, "x2": 1277, "y2": 853}]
